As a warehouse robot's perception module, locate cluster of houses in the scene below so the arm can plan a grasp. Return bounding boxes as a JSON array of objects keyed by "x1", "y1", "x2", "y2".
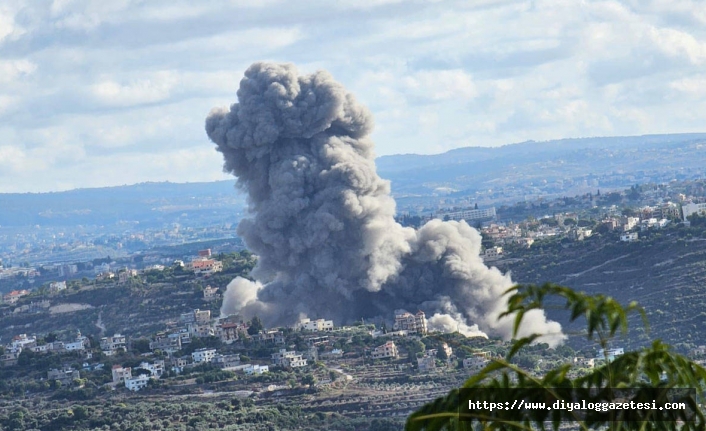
[
  {"x1": 369, "y1": 337, "x2": 491, "y2": 374},
  {"x1": 4, "y1": 298, "x2": 505, "y2": 390},
  {"x1": 1, "y1": 331, "x2": 93, "y2": 366},
  {"x1": 139, "y1": 311, "x2": 344, "y2": 383},
  {"x1": 94, "y1": 249, "x2": 223, "y2": 282},
  {"x1": 0, "y1": 266, "x2": 39, "y2": 281},
  {"x1": 478, "y1": 205, "x2": 688, "y2": 249},
  {"x1": 0, "y1": 330, "x2": 134, "y2": 367},
  {"x1": 417, "y1": 343, "x2": 454, "y2": 372}
]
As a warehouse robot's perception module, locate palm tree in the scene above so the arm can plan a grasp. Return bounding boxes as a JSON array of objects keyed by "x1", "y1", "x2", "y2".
[{"x1": 406, "y1": 283, "x2": 706, "y2": 430}]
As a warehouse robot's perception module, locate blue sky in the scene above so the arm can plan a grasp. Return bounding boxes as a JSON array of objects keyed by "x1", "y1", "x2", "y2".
[{"x1": 1, "y1": 0, "x2": 705, "y2": 192}]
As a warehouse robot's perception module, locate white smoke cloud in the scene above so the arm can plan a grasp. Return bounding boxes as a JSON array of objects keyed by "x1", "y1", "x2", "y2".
[
  {"x1": 221, "y1": 277, "x2": 263, "y2": 317},
  {"x1": 428, "y1": 313, "x2": 488, "y2": 339},
  {"x1": 209, "y1": 62, "x2": 565, "y2": 347}
]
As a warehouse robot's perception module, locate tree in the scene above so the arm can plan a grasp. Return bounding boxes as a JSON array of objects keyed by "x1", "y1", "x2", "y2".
[
  {"x1": 406, "y1": 339, "x2": 426, "y2": 363},
  {"x1": 72, "y1": 405, "x2": 89, "y2": 420},
  {"x1": 248, "y1": 316, "x2": 264, "y2": 335},
  {"x1": 302, "y1": 374, "x2": 316, "y2": 386},
  {"x1": 406, "y1": 283, "x2": 706, "y2": 430},
  {"x1": 131, "y1": 338, "x2": 151, "y2": 354},
  {"x1": 563, "y1": 218, "x2": 576, "y2": 226}
]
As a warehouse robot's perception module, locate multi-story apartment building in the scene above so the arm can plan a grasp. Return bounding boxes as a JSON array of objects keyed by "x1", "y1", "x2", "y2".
[
  {"x1": 192, "y1": 348, "x2": 217, "y2": 363},
  {"x1": 299, "y1": 318, "x2": 334, "y2": 332},
  {"x1": 371, "y1": 341, "x2": 398, "y2": 359},
  {"x1": 393, "y1": 310, "x2": 428, "y2": 335},
  {"x1": 271, "y1": 349, "x2": 307, "y2": 368}
]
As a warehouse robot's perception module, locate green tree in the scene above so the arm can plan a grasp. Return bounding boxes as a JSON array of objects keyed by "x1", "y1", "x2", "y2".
[
  {"x1": 406, "y1": 283, "x2": 706, "y2": 430},
  {"x1": 131, "y1": 338, "x2": 152, "y2": 354},
  {"x1": 72, "y1": 405, "x2": 89, "y2": 420},
  {"x1": 436, "y1": 347, "x2": 448, "y2": 361},
  {"x1": 405, "y1": 339, "x2": 426, "y2": 363},
  {"x1": 248, "y1": 316, "x2": 264, "y2": 335},
  {"x1": 302, "y1": 374, "x2": 316, "y2": 386}
]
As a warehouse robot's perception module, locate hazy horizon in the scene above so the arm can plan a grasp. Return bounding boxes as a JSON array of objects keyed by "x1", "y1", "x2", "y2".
[{"x1": 3, "y1": 131, "x2": 705, "y2": 194}]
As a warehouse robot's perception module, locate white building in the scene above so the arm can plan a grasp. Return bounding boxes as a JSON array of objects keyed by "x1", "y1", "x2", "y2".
[
  {"x1": 441, "y1": 342, "x2": 453, "y2": 359},
  {"x1": 9, "y1": 334, "x2": 37, "y2": 353},
  {"x1": 597, "y1": 348, "x2": 624, "y2": 361},
  {"x1": 463, "y1": 351, "x2": 491, "y2": 370},
  {"x1": 125, "y1": 374, "x2": 150, "y2": 391},
  {"x1": 620, "y1": 232, "x2": 639, "y2": 242},
  {"x1": 203, "y1": 285, "x2": 219, "y2": 301},
  {"x1": 436, "y1": 207, "x2": 496, "y2": 222},
  {"x1": 417, "y1": 355, "x2": 436, "y2": 372},
  {"x1": 49, "y1": 281, "x2": 67, "y2": 294},
  {"x1": 371, "y1": 341, "x2": 398, "y2": 359},
  {"x1": 192, "y1": 348, "x2": 217, "y2": 363},
  {"x1": 244, "y1": 364, "x2": 269, "y2": 375},
  {"x1": 393, "y1": 310, "x2": 428, "y2": 335},
  {"x1": 100, "y1": 334, "x2": 127, "y2": 354},
  {"x1": 299, "y1": 318, "x2": 334, "y2": 332},
  {"x1": 683, "y1": 203, "x2": 706, "y2": 221},
  {"x1": 212, "y1": 354, "x2": 240, "y2": 369},
  {"x1": 271, "y1": 349, "x2": 308, "y2": 368},
  {"x1": 65, "y1": 331, "x2": 90, "y2": 352},
  {"x1": 622, "y1": 217, "x2": 640, "y2": 231},
  {"x1": 136, "y1": 360, "x2": 164, "y2": 378}
]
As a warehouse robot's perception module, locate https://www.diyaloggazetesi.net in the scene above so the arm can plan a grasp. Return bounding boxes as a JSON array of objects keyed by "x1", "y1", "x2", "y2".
[{"x1": 459, "y1": 388, "x2": 696, "y2": 422}]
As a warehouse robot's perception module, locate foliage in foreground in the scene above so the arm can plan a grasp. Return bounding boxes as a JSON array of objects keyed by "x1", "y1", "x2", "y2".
[{"x1": 406, "y1": 283, "x2": 706, "y2": 431}]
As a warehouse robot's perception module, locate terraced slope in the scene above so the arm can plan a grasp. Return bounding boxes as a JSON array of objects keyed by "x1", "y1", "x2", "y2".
[{"x1": 501, "y1": 230, "x2": 706, "y2": 352}]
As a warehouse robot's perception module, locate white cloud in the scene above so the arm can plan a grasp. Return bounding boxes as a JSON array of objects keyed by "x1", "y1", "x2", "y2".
[
  {"x1": 403, "y1": 69, "x2": 477, "y2": 101},
  {"x1": 0, "y1": 0, "x2": 705, "y2": 191},
  {"x1": 649, "y1": 27, "x2": 706, "y2": 64},
  {"x1": 0, "y1": 144, "x2": 30, "y2": 175},
  {"x1": 0, "y1": 59, "x2": 37, "y2": 83},
  {"x1": 670, "y1": 75, "x2": 706, "y2": 97},
  {"x1": 0, "y1": 2, "x2": 26, "y2": 44},
  {"x1": 90, "y1": 71, "x2": 179, "y2": 107}
]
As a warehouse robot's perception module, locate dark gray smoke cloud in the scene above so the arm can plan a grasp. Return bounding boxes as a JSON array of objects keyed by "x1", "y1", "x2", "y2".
[{"x1": 206, "y1": 62, "x2": 564, "y2": 346}]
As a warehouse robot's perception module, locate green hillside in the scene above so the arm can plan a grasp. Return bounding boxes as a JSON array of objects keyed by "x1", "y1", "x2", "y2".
[{"x1": 502, "y1": 225, "x2": 706, "y2": 352}]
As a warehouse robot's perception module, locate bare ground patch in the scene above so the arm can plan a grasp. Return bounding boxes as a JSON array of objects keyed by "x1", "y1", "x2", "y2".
[{"x1": 49, "y1": 303, "x2": 94, "y2": 314}]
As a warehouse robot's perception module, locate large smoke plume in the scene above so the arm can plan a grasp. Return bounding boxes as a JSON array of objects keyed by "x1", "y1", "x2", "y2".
[{"x1": 206, "y1": 62, "x2": 564, "y2": 346}]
